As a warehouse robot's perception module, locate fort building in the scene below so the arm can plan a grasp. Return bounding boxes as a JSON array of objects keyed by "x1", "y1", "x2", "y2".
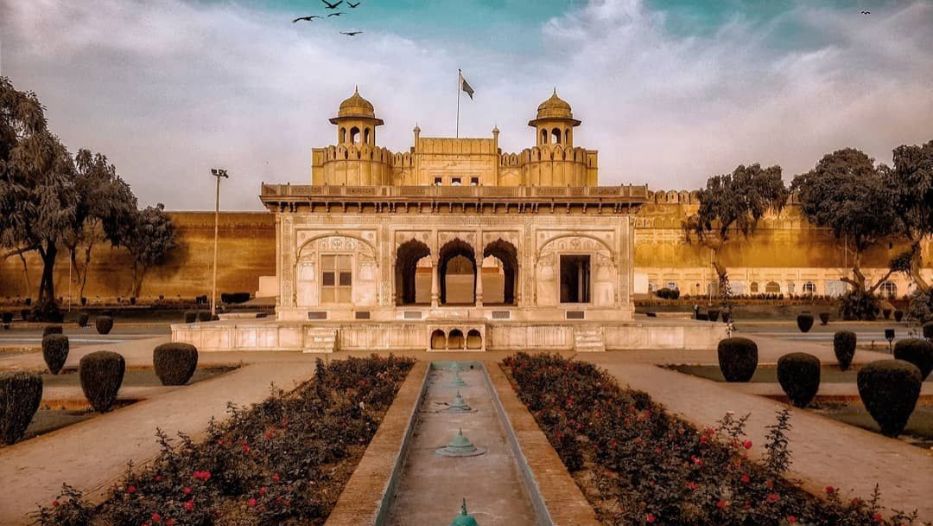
[{"x1": 170, "y1": 88, "x2": 726, "y2": 352}]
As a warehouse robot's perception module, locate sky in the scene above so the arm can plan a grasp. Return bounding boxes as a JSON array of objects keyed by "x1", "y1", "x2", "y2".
[{"x1": 1, "y1": 0, "x2": 931, "y2": 210}]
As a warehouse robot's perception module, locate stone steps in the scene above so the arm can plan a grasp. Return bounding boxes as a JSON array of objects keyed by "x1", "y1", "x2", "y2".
[
  {"x1": 304, "y1": 328, "x2": 337, "y2": 353},
  {"x1": 574, "y1": 327, "x2": 605, "y2": 352}
]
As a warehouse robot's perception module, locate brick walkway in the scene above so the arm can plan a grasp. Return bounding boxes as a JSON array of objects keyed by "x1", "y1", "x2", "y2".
[{"x1": 588, "y1": 361, "x2": 933, "y2": 520}]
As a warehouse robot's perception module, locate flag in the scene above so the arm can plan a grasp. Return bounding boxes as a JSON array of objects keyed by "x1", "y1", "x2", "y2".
[{"x1": 459, "y1": 70, "x2": 474, "y2": 100}]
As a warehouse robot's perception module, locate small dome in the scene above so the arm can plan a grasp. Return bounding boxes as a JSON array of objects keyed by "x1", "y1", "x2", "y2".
[
  {"x1": 337, "y1": 86, "x2": 375, "y2": 118},
  {"x1": 536, "y1": 89, "x2": 573, "y2": 119}
]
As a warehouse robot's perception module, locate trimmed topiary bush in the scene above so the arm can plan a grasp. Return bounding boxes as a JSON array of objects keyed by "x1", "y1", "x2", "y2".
[
  {"x1": 796, "y1": 313, "x2": 814, "y2": 333},
  {"x1": 833, "y1": 330, "x2": 857, "y2": 371},
  {"x1": 707, "y1": 309, "x2": 720, "y2": 322},
  {"x1": 95, "y1": 316, "x2": 113, "y2": 335},
  {"x1": 819, "y1": 312, "x2": 830, "y2": 325},
  {"x1": 42, "y1": 325, "x2": 62, "y2": 337},
  {"x1": 77, "y1": 312, "x2": 89, "y2": 328},
  {"x1": 184, "y1": 311, "x2": 197, "y2": 324},
  {"x1": 655, "y1": 287, "x2": 680, "y2": 300},
  {"x1": 2, "y1": 311, "x2": 11, "y2": 330},
  {"x1": 894, "y1": 309, "x2": 904, "y2": 322},
  {"x1": 42, "y1": 334, "x2": 69, "y2": 375},
  {"x1": 924, "y1": 322, "x2": 933, "y2": 340},
  {"x1": 857, "y1": 360, "x2": 921, "y2": 437},
  {"x1": 152, "y1": 343, "x2": 199, "y2": 386},
  {"x1": 777, "y1": 352, "x2": 821, "y2": 407},
  {"x1": 893, "y1": 338, "x2": 933, "y2": 380},
  {"x1": 197, "y1": 311, "x2": 211, "y2": 322},
  {"x1": 220, "y1": 291, "x2": 251, "y2": 304},
  {"x1": 79, "y1": 351, "x2": 125, "y2": 412},
  {"x1": 0, "y1": 372, "x2": 43, "y2": 445},
  {"x1": 717, "y1": 337, "x2": 758, "y2": 382},
  {"x1": 882, "y1": 308, "x2": 892, "y2": 320}
]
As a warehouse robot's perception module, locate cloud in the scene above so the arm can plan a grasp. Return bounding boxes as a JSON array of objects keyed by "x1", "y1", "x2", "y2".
[{"x1": 1, "y1": 0, "x2": 931, "y2": 209}]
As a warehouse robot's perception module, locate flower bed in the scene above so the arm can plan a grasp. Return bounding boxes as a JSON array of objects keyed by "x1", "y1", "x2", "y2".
[
  {"x1": 502, "y1": 353, "x2": 919, "y2": 525},
  {"x1": 33, "y1": 355, "x2": 414, "y2": 526}
]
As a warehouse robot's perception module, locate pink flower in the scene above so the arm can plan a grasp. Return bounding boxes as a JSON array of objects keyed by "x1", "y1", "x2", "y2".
[
  {"x1": 825, "y1": 486, "x2": 835, "y2": 495},
  {"x1": 127, "y1": 485, "x2": 137, "y2": 494},
  {"x1": 166, "y1": 520, "x2": 176, "y2": 526},
  {"x1": 873, "y1": 513, "x2": 884, "y2": 523},
  {"x1": 716, "y1": 499, "x2": 729, "y2": 509},
  {"x1": 740, "y1": 473, "x2": 751, "y2": 485},
  {"x1": 787, "y1": 516, "x2": 798, "y2": 524},
  {"x1": 685, "y1": 481, "x2": 698, "y2": 491},
  {"x1": 241, "y1": 443, "x2": 251, "y2": 454},
  {"x1": 248, "y1": 497, "x2": 257, "y2": 507},
  {"x1": 151, "y1": 512, "x2": 162, "y2": 523},
  {"x1": 646, "y1": 513, "x2": 656, "y2": 523},
  {"x1": 51, "y1": 500, "x2": 59, "y2": 508},
  {"x1": 182, "y1": 487, "x2": 192, "y2": 495},
  {"x1": 259, "y1": 487, "x2": 267, "y2": 496},
  {"x1": 193, "y1": 470, "x2": 211, "y2": 481},
  {"x1": 743, "y1": 440, "x2": 753, "y2": 449},
  {"x1": 767, "y1": 493, "x2": 780, "y2": 504},
  {"x1": 183, "y1": 500, "x2": 195, "y2": 512},
  {"x1": 272, "y1": 473, "x2": 281, "y2": 483}
]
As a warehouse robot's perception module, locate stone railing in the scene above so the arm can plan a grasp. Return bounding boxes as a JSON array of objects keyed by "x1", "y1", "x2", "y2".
[{"x1": 261, "y1": 184, "x2": 648, "y2": 200}]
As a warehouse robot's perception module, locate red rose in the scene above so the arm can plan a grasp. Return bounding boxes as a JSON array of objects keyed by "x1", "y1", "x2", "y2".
[
  {"x1": 259, "y1": 486, "x2": 267, "y2": 496},
  {"x1": 248, "y1": 498, "x2": 257, "y2": 507},
  {"x1": 825, "y1": 486, "x2": 835, "y2": 495},
  {"x1": 183, "y1": 487, "x2": 192, "y2": 495},
  {"x1": 740, "y1": 473, "x2": 751, "y2": 484},
  {"x1": 787, "y1": 516, "x2": 798, "y2": 524},
  {"x1": 873, "y1": 513, "x2": 884, "y2": 523},
  {"x1": 127, "y1": 485, "x2": 137, "y2": 494},
  {"x1": 716, "y1": 499, "x2": 729, "y2": 509},
  {"x1": 51, "y1": 500, "x2": 59, "y2": 507},
  {"x1": 242, "y1": 443, "x2": 251, "y2": 454},
  {"x1": 743, "y1": 440, "x2": 753, "y2": 449},
  {"x1": 646, "y1": 512, "x2": 656, "y2": 523},
  {"x1": 767, "y1": 493, "x2": 780, "y2": 504},
  {"x1": 151, "y1": 512, "x2": 162, "y2": 523},
  {"x1": 184, "y1": 500, "x2": 195, "y2": 512},
  {"x1": 272, "y1": 473, "x2": 281, "y2": 482},
  {"x1": 166, "y1": 520, "x2": 176, "y2": 526}
]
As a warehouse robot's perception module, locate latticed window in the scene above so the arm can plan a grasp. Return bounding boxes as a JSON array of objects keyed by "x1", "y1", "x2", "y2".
[{"x1": 321, "y1": 255, "x2": 352, "y2": 303}]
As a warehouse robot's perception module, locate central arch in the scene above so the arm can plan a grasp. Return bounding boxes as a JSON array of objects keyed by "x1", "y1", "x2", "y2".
[
  {"x1": 483, "y1": 238, "x2": 518, "y2": 305},
  {"x1": 438, "y1": 238, "x2": 476, "y2": 305},
  {"x1": 395, "y1": 239, "x2": 431, "y2": 305}
]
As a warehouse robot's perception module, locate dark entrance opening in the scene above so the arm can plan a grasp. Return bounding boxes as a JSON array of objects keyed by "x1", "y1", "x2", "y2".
[
  {"x1": 438, "y1": 238, "x2": 476, "y2": 305},
  {"x1": 396, "y1": 239, "x2": 431, "y2": 305},
  {"x1": 560, "y1": 255, "x2": 590, "y2": 303},
  {"x1": 483, "y1": 239, "x2": 518, "y2": 305}
]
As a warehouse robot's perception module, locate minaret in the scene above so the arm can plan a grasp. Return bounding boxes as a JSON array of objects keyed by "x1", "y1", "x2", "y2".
[
  {"x1": 329, "y1": 86, "x2": 384, "y2": 147},
  {"x1": 528, "y1": 88, "x2": 581, "y2": 148}
]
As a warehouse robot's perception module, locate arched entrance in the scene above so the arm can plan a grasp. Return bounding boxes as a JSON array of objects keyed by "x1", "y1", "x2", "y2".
[
  {"x1": 483, "y1": 239, "x2": 518, "y2": 305},
  {"x1": 438, "y1": 238, "x2": 476, "y2": 305},
  {"x1": 396, "y1": 239, "x2": 431, "y2": 305}
]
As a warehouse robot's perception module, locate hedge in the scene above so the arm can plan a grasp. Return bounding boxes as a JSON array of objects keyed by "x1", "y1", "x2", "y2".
[
  {"x1": 833, "y1": 331, "x2": 857, "y2": 371},
  {"x1": 717, "y1": 337, "x2": 758, "y2": 382},
  {"x1": 0, "y1": 372, "x2": 43, "y2": 445},
  {"x1": 153, "y1": 343, "x2": 199, "y2": 385},
  {"x1": 857, "y1": 360, "x2": 921, "y2": 437},
  {"x1": 79, "y1": 351, "x2": 125, "y2": 412},
  {"x1": 777, "y1": 353, "x2": 820, "y2": 407},
  {"x1": 42, "y1": 334, "x2": 69, "y2": 375},
  {"x1": 220, "y1": 292, "x2": 251, "y2": 304},
  {"x1": 892, "y1": 338, "x2": 932, "y2": 380}
]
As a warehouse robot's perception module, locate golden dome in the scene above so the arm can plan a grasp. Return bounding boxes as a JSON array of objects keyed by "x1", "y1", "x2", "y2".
[
  {"x1": 529, "y1": 89, "x2": 581, "y2": 127},
  {"x1": 337, "y1": 86, "x2": 375, "y2": 118}
]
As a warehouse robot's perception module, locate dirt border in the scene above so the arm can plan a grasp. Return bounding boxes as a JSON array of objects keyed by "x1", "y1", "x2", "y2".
[
  {"x1": 488, "y1": 363, "x2": 600, "y2": 526},
  {"x1": 325, "y1": 360, "x2": 429, "y2": 526}
]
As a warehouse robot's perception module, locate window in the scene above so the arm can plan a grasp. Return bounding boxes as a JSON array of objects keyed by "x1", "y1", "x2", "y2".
[
  {"x1": 349, "y1": 127, "x2": 360, "y2": 145},
  {"x1": 880, "y1": 281, "x2": 897, "y2": 298},
  {"x1": 434, "y1": 177, "x2": 442, "y2": 186},
  {"x1": 750, "y1": 282, "x2": 759, "y2": 293},
  {"x1": 364, "y1": 128, "x2": 370, "y2": 145},
  {"x1": 451, "y1": 177, "x2": 462, "y2": 186},
  {"x1": 552, "y1": 128, "x2": 562, "y2": 144},
  {"x1": 541, "y1": 129, "x2": 548, "y2": 144},
  {"x1": 339, "y1": 127, "x2": 346, "y2": 144},
  {"x1": 470, "y1": 177, "x2": 479, "y2": 186},
  {"x1": 560, "y1": 255, "x2": 591, "y2": 303},
  {"x1": 667, "y1": 281, "x2": 678, "y2": 290},
  {"x1": 787, "y1": 282, "x2": 795, "y2": 295},
  {"x1": 765, "y1": 281, "x2": 781, "y2": 294},
  {"x1": 321, "y1": 255, "x2": 352, "y2": 304},
  {"x1": 803, "y1": 281, "x2": 816, "y2": 295}
]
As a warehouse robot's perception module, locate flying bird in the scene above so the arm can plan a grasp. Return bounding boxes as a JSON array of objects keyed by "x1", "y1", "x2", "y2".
[
  {"x1": 348, "y1": 1, "x2": 361, "y2": 7},
  {"x1": 292, "y1": 15, "x2": 320, "y2": 23},
  {"x1": 321, "y1": 0, "x2": 343, "y2": 9},
  {"x1": 328, "y1": 12, "x2": 343, "y2": 17},
  {"x1": 341, "y1": 31, "x2": 363, "y2": 36},
  {"x1": 860, "y1": 10, "x2": 870, "y2": 14}
]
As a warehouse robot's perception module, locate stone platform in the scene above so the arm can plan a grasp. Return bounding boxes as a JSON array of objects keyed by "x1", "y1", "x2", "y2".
[{"x1": 171, "y1": 316, "x2": 727, "y2": 352}]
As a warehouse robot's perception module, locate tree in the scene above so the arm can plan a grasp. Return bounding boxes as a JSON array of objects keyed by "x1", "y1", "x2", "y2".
[
  {"x1": 884, "y1": 140, "x2": 933, "y2": 293},
  {"x1": 126, "y1": 204, "x2": 176, "y2": 298},
  {"x1": 685, "y1": 164, "x2": 788, "y2": 299},
  {"x1": 0, "y1": 77, "x2": 78, "y2": 319},
  {"x1": 63, "y1": 149, "x2": 138, "y2": 300}
]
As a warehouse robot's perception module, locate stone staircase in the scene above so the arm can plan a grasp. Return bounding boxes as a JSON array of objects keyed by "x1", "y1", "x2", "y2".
[
  {"x1": 304, "y1": 327, "x2": 337, "y2": 353},
  {"x1": 573, "y1": 326, "x2": 605, "y2": 352}
]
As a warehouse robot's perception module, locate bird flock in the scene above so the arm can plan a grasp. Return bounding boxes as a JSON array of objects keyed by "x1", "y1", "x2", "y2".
[{"x1": 292, "y1": 0, "x2": 364, "y2": 37}]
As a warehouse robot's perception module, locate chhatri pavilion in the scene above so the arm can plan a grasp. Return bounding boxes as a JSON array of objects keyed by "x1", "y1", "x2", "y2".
[{"x1": 173, "y1": 88, "x2": 725, "y2": 352}]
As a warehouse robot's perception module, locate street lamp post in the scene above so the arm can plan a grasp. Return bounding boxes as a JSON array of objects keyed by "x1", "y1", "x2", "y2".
[{"x1": 210, "y1": 169, "x2": 229, "y2": 318}]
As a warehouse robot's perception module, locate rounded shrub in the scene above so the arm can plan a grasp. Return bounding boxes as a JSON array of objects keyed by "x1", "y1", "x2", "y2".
[
  {"x1": 893, "y1": 338, "x2": 933, "y2": 380},
  {"x1": 857, "y1": 360, "x2": 921, "y2": 437},
  {"x1": 923, "y1": 322, "x2": 933, "y2": 340},
  {"x1": 894, "y1": 309, "x2": 904, "y2": 322},
  {"x1": 818, "y1": 312, "x2": 830, "y2": 325},
  {"x1": 79, "y1": 351, "x2": 125, "y2": 412},
  {"x1": 882, "y1": 308, "x2": 892, "y2": 320},
  {"x1": 153, "y1": 343, "x2": 199, "y2": 386},
  {"x1": 77, "y1": 312, "x2": 89, "y2": 328},
  {"x1": 796, "y1": 313, "x2": 814, "y2": 333},
  {"x1": 2, "y1": 311, "x2": 13, "y2": 327},
  {"x1": 777, "y1": 352, "x2": 821, "y2": 408},
  {"x1": 95, "y1": 315, "x2": 114, "y2": 335},
  {"x1": 184, "y1": 311, "x2": 197, "y2": 324},
  {"x1": 42, "y1": 334, "x2": 69, "y2": 375},
  {"x1": 0, "y1": 372, "x2": 43, "y2": 445},
  {"x1": 717, "y1": 337, "x2": 758, "y2": 382},
  {"x1": 696, "y1": 312, "x2": 709, "y2": 321},
  {"x1": 833, "y1": 331, "x2": 857, "y2": 371},
  {"x1": 196, "y1": 311, "x2": 211, "y2": 322},
  {"x1": 42, "y1": 325, "x2": 63, "y2": 337},
  {"x1": 707, "y1": 309, "x2": 720, "y2": 322}
]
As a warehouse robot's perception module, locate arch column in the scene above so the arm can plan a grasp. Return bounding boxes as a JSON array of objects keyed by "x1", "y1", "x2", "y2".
[
  {"x1": 474, "y1": 235, "x2": 484, "y2": 308},
  {"x1": 430, "y1": 256, "x2": 439, "y2": 309}
]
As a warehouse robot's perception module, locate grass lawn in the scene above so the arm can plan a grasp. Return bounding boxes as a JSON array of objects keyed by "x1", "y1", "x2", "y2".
[
  {"x1": 667, "y1": 364, "x2": 933, "y2": 384},
  {"x1": 810, "y1": 402, "x2": 933, "y2": 449},
  {"x1": 41, "y1": 365, "x2": 235, "y2": 388}
]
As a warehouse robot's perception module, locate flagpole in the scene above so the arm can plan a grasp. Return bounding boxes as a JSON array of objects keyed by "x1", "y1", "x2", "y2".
[{"x1": 456, "y1": 69, "x2": 461, "y2": 138}]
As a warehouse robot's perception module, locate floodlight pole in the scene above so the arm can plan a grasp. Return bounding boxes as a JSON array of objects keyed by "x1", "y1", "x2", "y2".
[{"x1": 210, "y1": 169, "x2": 229, "y2": 318}]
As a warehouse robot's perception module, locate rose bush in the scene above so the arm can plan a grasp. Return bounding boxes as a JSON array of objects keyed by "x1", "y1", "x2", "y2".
[
  {"x1": 34, "y1": 355, "x2": 413, "y2": 526},
  {"x1": 502, "y1": 353, "x2": 918, "y2": 526}
]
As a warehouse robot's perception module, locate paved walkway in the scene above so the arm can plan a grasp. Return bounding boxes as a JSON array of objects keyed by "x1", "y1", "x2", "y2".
[
  {"x1": 0, "y1": 339, "x2": 316, "y2": 525},
  {"x1": 587, "y1": 361, "x2": 933, "y2": 520}
]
